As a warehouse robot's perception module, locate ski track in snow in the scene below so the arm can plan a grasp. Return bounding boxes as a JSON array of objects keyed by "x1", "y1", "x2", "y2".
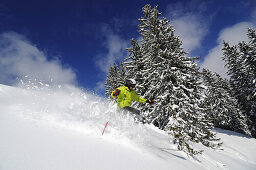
[{"x1": 0, "y1": 84, "x2": 256, "y2": 170}]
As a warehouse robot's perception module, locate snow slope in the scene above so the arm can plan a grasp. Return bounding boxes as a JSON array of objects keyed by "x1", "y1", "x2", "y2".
[{"x1": 0, "y1": 84, "x2": 256, "y2": 170}]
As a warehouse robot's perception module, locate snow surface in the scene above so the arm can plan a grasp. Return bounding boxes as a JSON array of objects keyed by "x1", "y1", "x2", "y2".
[{"x1": 0, "y1": 83, "x2": 256, "y2": 170}]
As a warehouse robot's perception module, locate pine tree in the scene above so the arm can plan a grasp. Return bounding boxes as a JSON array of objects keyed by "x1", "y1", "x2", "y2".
[
  {"x1": 105, "y1": 62, "x2": 126, "y2": 96},
  {"x1": 201, "y1": 69, "x2": 250, "y2": 136},
  {"x1": 125, "y1": 4, "x2": 221, "y2": 155},
  {"x1": 222, "y1": 28, "x2": 256, "y2": 137},
  {"x1": 105, "y1": 63, "x2": 118, "y2": 96},
  {"x1": 117, "y1": 62, "x2": 126, "y2": 86},
  {"x1": 126, "y1": 38, "x2": 145, "y2": 90}
]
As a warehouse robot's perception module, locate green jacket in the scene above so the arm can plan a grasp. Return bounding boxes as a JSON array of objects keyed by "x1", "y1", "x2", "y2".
[{"x1": 111, "y1": 85, "x2": 147, "y2": 108}]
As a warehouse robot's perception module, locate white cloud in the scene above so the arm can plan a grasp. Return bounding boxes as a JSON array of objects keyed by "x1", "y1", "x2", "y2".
[
  {"x1": 94, "y1": 81, "x2": 105, "y2": 94},
  {"x1": 248, "y1": 0, "x2": 256, "y2": 24},
  {"x1": 252, "y1": 6, "x2": 256, "y2": 18},
  {"x1": 94, "y1": 25, "x2": 129, "y2": 92},
  {"x1": 200, "y1": 22, "x2": 256, "y2": 78},
  {"x1": 171, "y1": 15, "x2": 208, "y2": 53},
  {"x1": 95, "y1": 25, "x2": 129, "y2": 73},
  {"x1": 0, "y1": 32, "x2": 77, "y2": 85},
  {"x1": 166, "y1": 1, "x2": 210, "y2": 53}
]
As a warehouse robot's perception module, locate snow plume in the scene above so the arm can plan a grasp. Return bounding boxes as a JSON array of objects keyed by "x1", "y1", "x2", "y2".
[
  {"x1": 4, "y1": 80, "x2": 159, "y2": 148},
  {"x1": 200, "y1": 22, "x2": 256, "y2": 79},
  {"x1": 0, "y1": 32, "x2": 76, "y2": 86},
  {"x1": 166, "y1": 0, "x2": 210, "y2": 54}
]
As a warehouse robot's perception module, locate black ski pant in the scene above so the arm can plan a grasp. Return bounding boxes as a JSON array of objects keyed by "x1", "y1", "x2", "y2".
[
  {"x1": 122, "y1": 106, "x2": 140, "y2": 115},
  {"x1": 122, "y1": 106, "x2": 144, "y2": 122}
]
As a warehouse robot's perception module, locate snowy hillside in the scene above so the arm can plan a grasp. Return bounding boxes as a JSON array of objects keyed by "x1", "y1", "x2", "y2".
[{"x1": 0, "y1": 83, "x2": 256, "y2": 170}]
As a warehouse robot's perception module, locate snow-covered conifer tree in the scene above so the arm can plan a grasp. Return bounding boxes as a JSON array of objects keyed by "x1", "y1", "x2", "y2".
[
  {"x1": 126, "y1": 38, "x2": 145, "y2": 89},
  {"x1": 125, "y1": 4, "x2": 221, "y2": 155},
  {"x1": 222, "y1": 28, "x2": 256, "y2": 137},
  {"x1": 117, "y1": 62, "x2": 126, "y2": 85},
  {"x1": 105, "y1": 62, "x2": 126, "y2": 96},
  {"x1": 201, "y1": 69, "x2": 250, "y2": 136}
]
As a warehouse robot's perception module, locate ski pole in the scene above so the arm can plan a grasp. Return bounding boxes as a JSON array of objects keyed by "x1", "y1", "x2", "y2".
[{"x1": 102, "y1": 121, "x2": 109, "y2": 135}]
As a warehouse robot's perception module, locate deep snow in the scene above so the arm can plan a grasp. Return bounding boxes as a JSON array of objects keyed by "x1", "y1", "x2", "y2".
[{"x1": 0, "y1": 83, "x2": 256, "y2": 170}]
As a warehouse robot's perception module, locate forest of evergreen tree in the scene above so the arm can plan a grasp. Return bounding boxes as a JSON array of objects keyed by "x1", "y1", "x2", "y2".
[{"x1": 105, "y1": 5, "x2": 255, "y2": 155}]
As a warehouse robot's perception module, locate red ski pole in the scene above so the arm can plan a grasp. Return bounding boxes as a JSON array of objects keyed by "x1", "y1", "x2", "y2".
[{"x1": 102, "y1": 121, "x2": 109, "y2": 135}]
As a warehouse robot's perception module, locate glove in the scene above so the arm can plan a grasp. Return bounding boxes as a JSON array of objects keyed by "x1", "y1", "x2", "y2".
[
  {"x1": 146, "y1": 99, "x2": 155, "y2": 104},
  {"x1": 113, "y1": 89, "x2": 120, "y2": 96}
]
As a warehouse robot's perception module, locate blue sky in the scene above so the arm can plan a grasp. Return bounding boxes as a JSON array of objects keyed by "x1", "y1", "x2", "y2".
[{"x1": 0, "y1": 0, "x2": 255, "y2": 95}]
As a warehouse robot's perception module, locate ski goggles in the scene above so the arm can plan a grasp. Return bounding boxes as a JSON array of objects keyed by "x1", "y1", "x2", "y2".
[{"x1": 130, "y1": 84, "x2": 136, "y2": 88}]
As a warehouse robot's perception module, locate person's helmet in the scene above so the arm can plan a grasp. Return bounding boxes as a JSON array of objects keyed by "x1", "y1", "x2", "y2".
[{"x1": 125, "y1": 79, "x2": 136, "y2": 87}]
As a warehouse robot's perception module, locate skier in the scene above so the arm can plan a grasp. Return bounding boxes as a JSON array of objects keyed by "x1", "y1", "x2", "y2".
[{"x1": 111, "y1": 79, "x2": 154, "y2": 121}]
